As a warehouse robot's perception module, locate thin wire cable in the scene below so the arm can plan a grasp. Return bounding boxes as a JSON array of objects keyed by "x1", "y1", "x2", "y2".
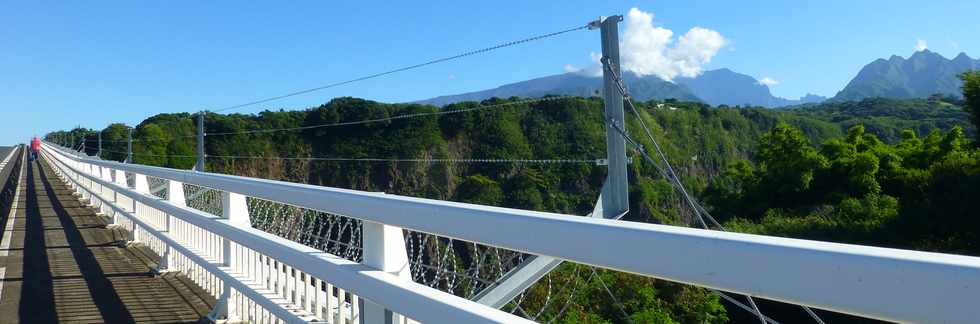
[
  {"x1": 602, "y1": 58, "x2": 825, "y2": 324},
  {"x1": 602, "y1": 79, "x2": 771, "y2": 324},
  {"x1": 746, "y1": 294, "x2": 768, "y2": 324},
  {"x1": 101, "y1": 149, "x2": 196, "y2": 159},
  {"x1": 105, "y1": 148, "x2": 600, "y2": 164},
  {"x1": 605, "y1": 120, "x2": 785, "y2": 324},
  {"x1": 212, "y1": 24, "x2": 590, "y2": 113},
  {"x1": 803, "y1": 306, "x2": 827, "y2": 324},
  {"x1": 601, "y1": 59, "x2": 714, "y2": 228},
  {"x1": 78, "y1": 120, "x2": 192, "y2": 143},
  {"x1": 205, "y1": 96, "x2": 578, "y2": 136},
  {"x1": 591, "y1": 268, "x2": 633, "y2": 324},
  {"x1": 717, "y1": 292, "x2": 780, "y2": 324},
  {"x1": 542, "y1": 265, "x2": 590, "y2": 324},
  {"x1": 206, "y1": 155, "x2": 600, "y2": 164},
  {"x1": 90, "y1": 134, "x2": 197, "y2": 143}
]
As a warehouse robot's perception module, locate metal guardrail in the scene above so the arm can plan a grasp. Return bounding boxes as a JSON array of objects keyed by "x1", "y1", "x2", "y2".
[
  {"x1": 42, "y1": 143, "x2": 530, "y2": 323},
  {"x1": 42, "y1": 141, "x2": 980, "y2": 323}
]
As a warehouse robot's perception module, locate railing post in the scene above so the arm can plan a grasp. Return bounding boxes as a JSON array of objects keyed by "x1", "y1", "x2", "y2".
[
  {"x1": 93, "y1": 165, "x2": 107, "y2": 214},
  {"x1": 131, "y1": 173, "x2": 150, "y2": 242},
  {"x1": 133, "y1": 174, "x2": 150, "y2": 194},
  {"x1": 159, "y1": 180, "x2": 185, "y2": 272},
  {"x1": 84, "y1": 162, "x2": 93, "y2": 194},
  {"x1": 76, "y1": 161, "x2": 87, "y2": 199},
  {"x1": 114, "y1": 169, "x2": 126, "y2": 187},
  {"x1": 361, "y1": 221, "x2": 412, "y2": 324},
  {"x1": 126, "y1": 127, "x2": 133, "y2": 164},
  {"x1": 99, "y1": 166, "x2": 126, "y2": 241},
  {"x1": 88, "y1": 163, "x2": 97, "y2": 201},
  {"x1": 214, "y1": 190, "x2": 249, "y2": 320},
  {"x1": 195, "y1": 111, "x2": 205, "y2": 172},
  {"x1": 165, "y1": 180, "x2": 185, "y2": 206},
  {"x1": 113, "y1": 169, "x2": 127, "y2": 225},
  {"x1": 101, "y1": 166, "x2": 113, "y2": 208}
]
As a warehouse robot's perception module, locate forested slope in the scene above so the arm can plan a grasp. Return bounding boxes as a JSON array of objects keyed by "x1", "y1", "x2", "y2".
[{"x1": 45, "y1": 93, "x2": 975, "y2": 323}]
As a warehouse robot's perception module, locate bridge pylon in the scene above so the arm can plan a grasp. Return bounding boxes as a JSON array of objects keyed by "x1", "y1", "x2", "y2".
[{"x1": 473, "y1": 14, "x2": 629, "y2": 308}]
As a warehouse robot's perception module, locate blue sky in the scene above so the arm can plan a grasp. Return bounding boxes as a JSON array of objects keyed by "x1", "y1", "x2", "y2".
[{"x1": 2, "y1": 1, "x2": 978, "y2": 145}]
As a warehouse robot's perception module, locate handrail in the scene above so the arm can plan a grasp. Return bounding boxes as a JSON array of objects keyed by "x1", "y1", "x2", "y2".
[
  {"x1": 42, "y1": 143, "x2": 531, "y2": 324},
  {"x1": 47, "y1": 153, "x2": 313, "y2": 322},
  {"x1": 43, "y1": 141, "x2": 980, "y2": 323}
]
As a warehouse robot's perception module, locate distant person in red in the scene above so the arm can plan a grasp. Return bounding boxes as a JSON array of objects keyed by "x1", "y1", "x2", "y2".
[{"x1": 30, "y1": 137, "x2": 40, "y2": 161}]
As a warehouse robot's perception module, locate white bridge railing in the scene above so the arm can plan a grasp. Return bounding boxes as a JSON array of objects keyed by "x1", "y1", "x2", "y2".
[{"x1": 41, "y1": 142, "x2": 980, "y2": 323}]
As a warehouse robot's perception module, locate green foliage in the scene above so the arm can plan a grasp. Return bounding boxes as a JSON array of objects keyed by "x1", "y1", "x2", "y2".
[
  {"x1": 44, "y1": 127, "x2": 97, "y2": 155},
  {"x1": 709, "y1": 123, "x2": 980, "y2": 254},
  {"x1": 961, "y1": 71, "x2": 980, "y2": 137},
  {"x1": 43, "y1": 94, "x2": 977, "y2": 322},
  {"x1": 786, "y1": 97, "x2": 974, "y2": 142},
  {"x1": 757, "y1": 123, "x2": 828, "y2": 201},
  {"x1": 454, "y1": 175, "x2": 502, "y2": 205},
  {"x1": 133, "y1": 124, "x2": 169, "y2": 166},
  {"x1": 526, "y1": 265, "x2": 727, "y2": 324},
  {"x1": 100, "y1": 123, "x2": 130, "y2": 161}
]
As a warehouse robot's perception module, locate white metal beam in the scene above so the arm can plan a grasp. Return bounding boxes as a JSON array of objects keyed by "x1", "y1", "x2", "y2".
[
  {"x1": 42, "y1": 142, "x2": 980, "y2": 323},
  {"x1": 42, "y1": 145, "x2": 533, "y2": 324}
]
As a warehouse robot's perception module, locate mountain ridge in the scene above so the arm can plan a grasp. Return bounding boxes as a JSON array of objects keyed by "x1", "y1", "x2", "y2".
[
  {"x1": 416, "y1": 50, "x2": 977, "y2": 108},
  {"x1": 416, "y1": 68, "x2": 822, "y2": 108},
  {"x1": 416, "y1": 72, "x2": 701, "y2": 107},
  {"x1": 832, "y1": 50, "x2": 979, "y2": 102}
]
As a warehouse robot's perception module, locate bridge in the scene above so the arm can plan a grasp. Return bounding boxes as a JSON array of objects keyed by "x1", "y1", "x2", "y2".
[{"x1": 3, "y1": 16, "x2": 980, "y2": 324}]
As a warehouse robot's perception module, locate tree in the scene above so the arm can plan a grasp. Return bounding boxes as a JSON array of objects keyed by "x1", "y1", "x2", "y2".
[
  {"x1": 100, "y1": 123, "x2": 131, "y2": 162},
  {"x1": 454, "y1": 175, "x2": 502, "y2": 205},
  {"x1": 133, "y1": 124, "x2": 168, "y2": 166},
  {"x1": 41, "y1": 95, "x2": 980, "y2": 322},
  {"x1": 961, "y1": 71, "x2": 980, "y2": 139},
  {"x1": 756, "y1": 123, "x2": 828, "y2": 207}
]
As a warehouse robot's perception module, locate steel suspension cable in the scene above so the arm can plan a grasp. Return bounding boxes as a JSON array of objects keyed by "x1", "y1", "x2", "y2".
[
  {"x1": 602, "y1": 88, "x2": 781, "y2": 324},
  {"x1": 601, "y1": 59, "x2": 721, "y2": 228},
  {"x1": 211, "y1": 24, "x2": 590, "y2": 113},
  {"x1": 717, "y1": 293, "x2": 781, "y2": 324},
  {"x1": 601, "y1": 58, "x2": 826, "y2": 324},
  {"x1": 205, "y1": 96, "x2": 579, "y2": 136},
  {"x1": 591, "y1": 268, "x2": 633, "y2": 324}
]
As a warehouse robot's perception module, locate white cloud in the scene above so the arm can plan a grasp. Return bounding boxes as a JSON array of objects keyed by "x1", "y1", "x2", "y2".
[
  {"x1": 758, "y1": 77, "x2": 779, "y2": 87},
  {"x1": 915, "y1": 39, "x2": 928, "y2": 52},
  {"x1": 564, "y1": 53, "x2": 604, "y2": 77},
  {"x1": 590, "y1": 52, "x2": 602, "y2": 64},
  {"x1": 583, "y1": 52, "x2": 604, "y2": 76},
  {"x1": 619, "y1": 8, "x2": 727, "y2": 81}
]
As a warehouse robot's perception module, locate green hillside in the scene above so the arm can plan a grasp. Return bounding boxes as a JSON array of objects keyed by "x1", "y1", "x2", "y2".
[{"x1": 44, "y1": 91, "x2": 976, "y2": 323}]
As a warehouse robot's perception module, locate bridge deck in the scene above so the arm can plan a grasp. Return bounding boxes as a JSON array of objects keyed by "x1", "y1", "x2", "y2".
[{"x1": 0, "y1": 158, "x2": 214, "y2": 323}]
